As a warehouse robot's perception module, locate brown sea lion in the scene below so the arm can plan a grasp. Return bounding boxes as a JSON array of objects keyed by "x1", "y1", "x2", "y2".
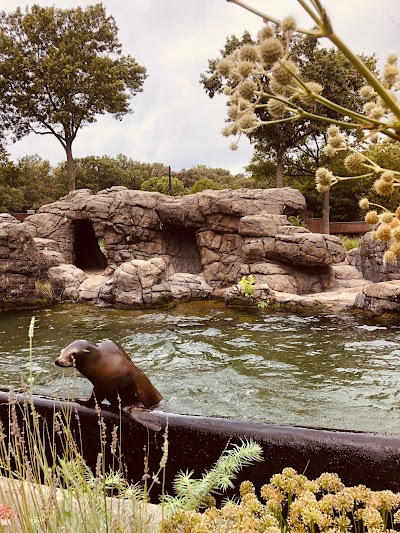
[{"x1": 55, "y1": 339, "x2": 164, "y2": 430}]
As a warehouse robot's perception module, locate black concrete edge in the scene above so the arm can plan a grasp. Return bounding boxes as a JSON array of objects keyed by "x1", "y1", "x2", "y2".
[{"x1": 1, "y1": 391, "x2": 399, "y2": 495}]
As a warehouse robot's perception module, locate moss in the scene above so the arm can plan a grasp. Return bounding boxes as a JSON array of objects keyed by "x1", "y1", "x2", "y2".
[{"x1": 0, "y1": 299, "x2": 54, "y2": 312}]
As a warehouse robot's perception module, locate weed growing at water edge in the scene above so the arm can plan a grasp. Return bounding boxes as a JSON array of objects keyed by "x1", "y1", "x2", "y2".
[{"x1": 238, "y1": 274, "x2": 255, "y2": 298}]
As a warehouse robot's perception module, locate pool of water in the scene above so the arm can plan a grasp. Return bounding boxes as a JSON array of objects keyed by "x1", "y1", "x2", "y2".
[{"x1": 1, "y1": 302, "x2": 400, "y2": 434}]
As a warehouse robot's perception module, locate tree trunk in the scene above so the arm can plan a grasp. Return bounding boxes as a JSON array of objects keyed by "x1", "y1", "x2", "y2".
[
  {"x1": 65, "y1": 141, "x2": 75, "y2": 192},
  {"x1": 275, "y1": 154, "x2": 284, "y2": 188},
  {"x1": 321, "y1": 189, "x2": 330, "y2": 234}
]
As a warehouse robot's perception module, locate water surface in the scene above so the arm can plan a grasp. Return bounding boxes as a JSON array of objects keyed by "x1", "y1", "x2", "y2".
[{"x1": 1, "y1": 302, "x2": 400, "y2": 434}]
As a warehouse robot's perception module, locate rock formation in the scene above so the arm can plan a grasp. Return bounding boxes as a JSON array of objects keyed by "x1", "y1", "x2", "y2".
[
  {"x1": 0, "y1": 215, "x2": 51, "y2": 310},
  {"x1": 0, "y1": 187, "x2": 351, "y2": 309},
  {"x1": 349, "y1": 232, "x2": 400, "y2": 282}
]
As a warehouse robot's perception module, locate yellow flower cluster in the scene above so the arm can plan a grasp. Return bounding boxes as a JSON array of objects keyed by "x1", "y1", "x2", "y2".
[{"x1": 164, "y1": 468, "x2": 400, "y2": 532}]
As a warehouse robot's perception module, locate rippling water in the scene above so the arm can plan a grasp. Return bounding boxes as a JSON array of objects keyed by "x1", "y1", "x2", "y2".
[{"x1": 1, "y1": 302, "x2": 400, "y2": 434}]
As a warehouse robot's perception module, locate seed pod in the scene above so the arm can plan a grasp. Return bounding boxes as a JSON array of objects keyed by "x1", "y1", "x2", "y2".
[
  {"x1": 365, "y1": 210, "x2": 379, "y2": 225},
  {"x1": 239, "y1": 45, "x2": 260, "y2": 63},
  {"x1": 267, "y1": 98, "x2": 286, "y2": 118},
  {"x1": 344, "y1": 152, "x2": 365, "y2": 174},
  {"x1": 272, "y1": 60, "x2": 297, "y2": 86},
  {"x1": 260, "y1": 38, "x2": 284, "y2": 66},
  {"x1": 237, "y1": 80, "x2": 257, "y2": 101}
]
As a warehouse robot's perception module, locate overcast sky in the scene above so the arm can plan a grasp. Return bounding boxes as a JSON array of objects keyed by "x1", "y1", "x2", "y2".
[{"x1": 2, "y1": 0, "x2": 399, "y2": 174}]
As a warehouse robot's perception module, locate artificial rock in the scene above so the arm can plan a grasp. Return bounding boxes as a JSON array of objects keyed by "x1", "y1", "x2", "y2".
[{"x1": 0, "y1": 187, "x2": 349, "y2": 309}]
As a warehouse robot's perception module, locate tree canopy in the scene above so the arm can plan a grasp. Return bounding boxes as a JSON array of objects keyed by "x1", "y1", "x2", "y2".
[{"x1": 0, "y1": 3, "x2": 147, "y2": 191}]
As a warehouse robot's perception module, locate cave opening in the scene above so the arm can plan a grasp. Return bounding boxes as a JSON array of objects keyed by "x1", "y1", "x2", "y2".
[
  {"x1": 73, "y1": 219, "x2": 107, "y2": 271},
  {"x1": 163, "y1": 224, "x2": 202, "y2": 274}
]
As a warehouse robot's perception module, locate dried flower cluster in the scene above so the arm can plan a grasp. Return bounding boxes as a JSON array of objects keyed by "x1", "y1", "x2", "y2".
[
  {"x1": 217, "y1": 16, "x2": 330, "y2": 148},
  {"x1": 165, "y1": 468, "x2": 400, "y2": 532},
  {"x1": 221, "y1": 0, "x2": 400, "y2": 262}
]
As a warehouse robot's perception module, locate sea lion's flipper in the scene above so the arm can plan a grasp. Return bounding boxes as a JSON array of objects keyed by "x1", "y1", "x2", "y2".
[{"x1": 122, "y1": 406, "x2": 162, "y2": 432}]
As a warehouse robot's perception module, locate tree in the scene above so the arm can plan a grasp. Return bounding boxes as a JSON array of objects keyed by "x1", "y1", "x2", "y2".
[
  {"x1": 141, "y1": 176, "x2": 185, "y2": 196},
  {"x1": 189, "y1": 177, "x2": 222, "y2": 194},
  {"x1": 0, "y1": 4, "x2": 146, "y2": 191}
]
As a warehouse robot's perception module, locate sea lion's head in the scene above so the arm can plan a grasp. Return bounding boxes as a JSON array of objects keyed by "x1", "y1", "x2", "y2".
[{"x1": 55, "y1": 339, "x2": 92, "y2": 368}]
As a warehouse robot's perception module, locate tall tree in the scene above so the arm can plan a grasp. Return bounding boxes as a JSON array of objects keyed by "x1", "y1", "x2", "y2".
[{"x1": 0, "y1": 4, "x2": 146, "y2": 191}]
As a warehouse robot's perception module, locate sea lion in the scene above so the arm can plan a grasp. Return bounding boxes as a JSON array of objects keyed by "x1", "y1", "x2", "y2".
[{"x1": 55, "y1": 339, "x2": 164, "y2": 430}]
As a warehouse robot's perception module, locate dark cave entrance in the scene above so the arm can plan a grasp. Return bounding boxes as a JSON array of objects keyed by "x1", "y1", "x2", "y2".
[
  {"x1": 73, "y1": 219, "x2": 107, "y2": 271},
  {"x1": 163, "y1": 224, "x2": 202, "y2": 274}
]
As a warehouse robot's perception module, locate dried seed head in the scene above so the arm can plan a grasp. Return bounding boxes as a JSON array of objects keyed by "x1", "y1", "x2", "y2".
[
  {"x1": 327, "y1": 125, "x2": 341, "y2": 138},
  {"x1": 369, "y1": 132, "x2": 379, "y2": 143},
  {"x1": 281, "y1": 15, "x2": 297, "y2": 33},
  {"x1": 374, "y1": 178, "x2": 394, "y2": 195},
  {"x1": 370, "y1": 105, "x2": 385, "y2": 119},
  {"x1": 260, "y1": 38, "x2": 284, "y2": 65},
  {"x1": 359, "y1": 198, "x2": 370, "y2": 210},
  {"x1": 384, "y1": 250, "x2": 396, "y2": 264},
  {"x1": 381, "y1": 170, "x2": 395, "y2": 183},
  {"x1": 315, "y1": 167, "x2": 334, "y2": 187},
  {"x1": 328, "y1": 135, "x2": 345, "y2": 149},
  {"x1": 230, "y1": 141, "x2": 238, "y2": 151},
  {"x1": 257, "y1": 25, "x2": 274, "y2": 41},
  {"x1": 383, "y1": 63, "x2": 399, "y2": 86},
  {"x1": 237, "y1": 60, "x2": 255, "y2": 78},
  {"x1": 344, "y1": 152, "x2": 365, "y2": 173},
  {"x1": 237, "y1": 79, "x2": 257, "y2": 101},
  {"x1": 240, "y1": 480, "x2": 256, "y2": 497},
  {"x1": 359, "y1": 85, "x2": 376, "y2": 100},
  {"x1": 269, "y1": 77, "x2": 287, "y2": 96},
  {"x1": 237, "y1": 112, "x2": 257, "y2": 129},
  {"x1": 272, "y1": 60, "x2": 297, "y2": 86},
  {"x1": 390, "y1": 217, "x2": 400, "y2": 229},
  {"x1": 375, "y1": 223, "x2": 392, "y2": 241},
  {"x1": 393, "y1": 226, "x2": 400, "y2": 241},
  {"x1": 390, "y1": 240, "x2": 400, "y2": 256},
  {"x1": 380, "y1": 211, "x2": 394, "y2": 224},
  {"x1": 299, "y1": 81, "x2": 323, "y2": 107},
  {"x1": 239, "y1": 44, "x2": 260, "y2": 63},
  {"x1": 227, "y1": 104, "x2": 240, "y2": 121},
  {"x1": 267, "y1": 98, "x2": 286, "y2": 118},
  {"x1": 387, "y1": 54, "x2": 398, "y2": 65},
  {"x1": 363, "y1": 101, "x2": 376, "y2": 115},
  {"x1": 217, "y1": 58, "x2": 233, "y2": 77},
  {"x1": 365, "y1": 210, "x2": 379, "y2": 225},
  {"x1": 322, "y1": 145, "x2": 336, "y2": 158}
]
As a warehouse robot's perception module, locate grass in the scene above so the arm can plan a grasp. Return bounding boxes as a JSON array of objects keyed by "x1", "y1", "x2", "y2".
[{"x1": 338, "y1": 235, "x2": 361, "y2": 251}]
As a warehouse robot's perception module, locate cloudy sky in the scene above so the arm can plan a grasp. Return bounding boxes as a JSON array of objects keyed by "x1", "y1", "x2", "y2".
[{"x1": 2, "y1": 0, "x2": 399, "y2": 174}]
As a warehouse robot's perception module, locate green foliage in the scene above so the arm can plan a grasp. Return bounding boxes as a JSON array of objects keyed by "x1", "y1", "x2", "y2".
[
  {"x1": 163, "y1": 439, "x2": 263, "y2": 517},
  {"x1": 0, "y1": 4, "x2": 147, "y2": 191},
  {"x1": 53, "y1": 155, "x2": 155, "y2": 192},
  {"x1": 340, "y1": 236, "x2": 360, "y2": 251},
  {"x1": 237, "y1": 275, "x2": 255, "y2": 299},
  {"x1": 141, "y1": 176, "x2": 185, "y2": 196},
  {"x1": 287, "y1": 215, "x2": 308, "y2": 228},
  {"x1": 189, "y1": 177, "x2": 221, "y2": 194}
]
